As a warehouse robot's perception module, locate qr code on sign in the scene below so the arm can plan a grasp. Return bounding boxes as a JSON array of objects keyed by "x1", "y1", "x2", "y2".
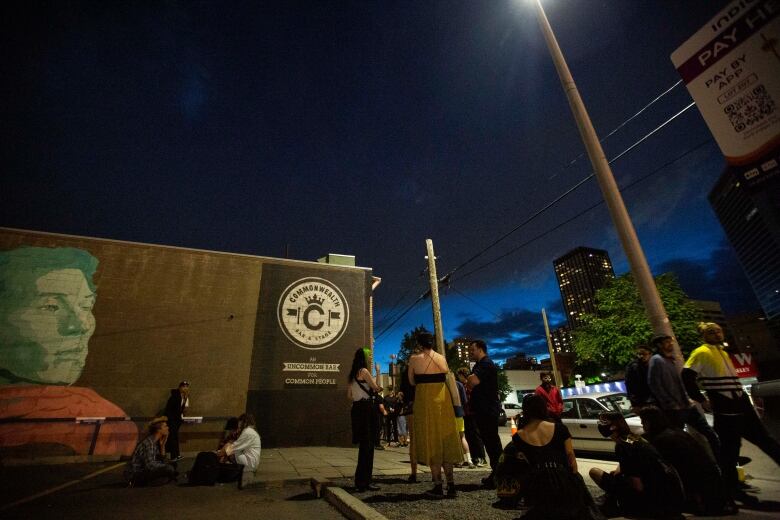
[{"x1": 724, "y1": 84, "x2": 775, "y2": 133}]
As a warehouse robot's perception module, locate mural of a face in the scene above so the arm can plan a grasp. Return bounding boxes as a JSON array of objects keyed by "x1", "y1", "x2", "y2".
[{"x1": 0, "y1": 247, "x2": 98, "y2": 385}]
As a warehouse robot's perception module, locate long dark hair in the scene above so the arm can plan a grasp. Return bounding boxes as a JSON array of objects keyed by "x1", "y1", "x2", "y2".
[
  {"x1": 348, "y1": 347, "x2": 369, "y2": 382},
  {"x1": 517, "y1": 393, "x2": 547, "y2": 428}
]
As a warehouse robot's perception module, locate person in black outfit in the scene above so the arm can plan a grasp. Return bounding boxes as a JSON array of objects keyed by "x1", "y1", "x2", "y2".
[
  {"x1": 589, "y1": 411, "x2": 685, "y2": 520},
  {"x1": 347, "y1": 347, "x2": 382, "y2": 492},
  {"x1": 164, "y1": 380, "x2": 190, "y2": 461},
  {"x1": 638, "y1": 405, "x2": 735, "y2": 516},
  {"x1": 624, "y1": 344, "x2": 653, "y2": 411},
  {"x1": 467, "y1": 339, "x2": 502, "y2": 488},
  {"x1": 506, "y1": 394, "x2": 604, "y2": 519}
]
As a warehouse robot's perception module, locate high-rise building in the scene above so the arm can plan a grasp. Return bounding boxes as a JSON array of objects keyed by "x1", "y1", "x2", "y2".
[
  {"x1": 554, "y1": 246, "x2": 615, "y2": 329},
  {"x1": 449, "y1": 337, "x2": 472, "y2": 364},
  {"x1": 550, "y1": 325, "x2": 574, "y2": 354},
  {"x1": 708, "y1": 169, "x2": 780, "y2": 345}
]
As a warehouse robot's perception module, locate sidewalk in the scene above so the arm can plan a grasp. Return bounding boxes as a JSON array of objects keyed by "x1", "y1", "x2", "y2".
[{"x1": 2, "y1": 434, "x2": 779, "y2": 519}]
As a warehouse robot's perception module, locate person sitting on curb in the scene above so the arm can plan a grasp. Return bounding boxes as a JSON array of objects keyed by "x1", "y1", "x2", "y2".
[
  {"x1": 218, "y1": 413, "x2": 261, "y2": 472},
  {"x1": 638, "y1": 405, "x2": 735, "y2": 516},
  {"x1": 124, "y1": 416, "x2": 178, "y2": 487},
  {"x1": 589, "y1": 411, "x2": 685, "y2": 519}
]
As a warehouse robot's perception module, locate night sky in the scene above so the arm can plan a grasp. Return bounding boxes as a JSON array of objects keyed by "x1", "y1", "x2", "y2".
[{"x1": 1, "y1": 1, "x2": 761, "y2": 367}]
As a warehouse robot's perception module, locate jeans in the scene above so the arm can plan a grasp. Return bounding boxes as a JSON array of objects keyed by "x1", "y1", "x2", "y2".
[{"x1": 474, "y1": 413, "x2": 502, "y2": 472}]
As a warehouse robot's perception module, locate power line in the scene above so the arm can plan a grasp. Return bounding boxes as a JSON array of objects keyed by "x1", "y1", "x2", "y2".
[
  {"x1": 563, "y1": 80, "x2": 683, "y2": 169},
  {"x1": 445, "y1": 101, "x2": 697, "y2": 279},
  {"x1": 452, "y1": 137, "x2": 715, "y2": 283},
  {"x1": 374, "y1": 293, "x2": 427, "y2": 340},
  {"x1": 375, "y1": 94, "x2": 698, "y2": 345},
  {"x1": 448, "y1": 286, "x2": 501, "y2": 319}
]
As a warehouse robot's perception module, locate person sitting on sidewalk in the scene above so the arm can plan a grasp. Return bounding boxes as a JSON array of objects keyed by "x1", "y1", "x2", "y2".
[
  {"x1": 218, "y1": 413, "x2": 261, "y2": 472},
  {"x1": 638, "y1": 405, "x2": 734, "y2": 516},
  {"x1": 124, "y1": 416, "x2": 177, "y2": 487},
  {"x1": 589, "y1": 412, "x2": 685, "y2": 519}
]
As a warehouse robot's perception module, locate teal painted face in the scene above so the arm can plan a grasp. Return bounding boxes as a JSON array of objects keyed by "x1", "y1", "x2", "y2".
[{"x1": 0, "y1": 247, "x2": 98, "y2": 385}]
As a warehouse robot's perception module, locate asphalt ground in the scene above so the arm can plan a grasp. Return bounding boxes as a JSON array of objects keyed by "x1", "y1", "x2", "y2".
[
  {"x1": 0, "y1": 460, "x2": 342, "y2": 520},
  {"x1": 2, "y1": 427, "x2": 779, "y2": 519}
]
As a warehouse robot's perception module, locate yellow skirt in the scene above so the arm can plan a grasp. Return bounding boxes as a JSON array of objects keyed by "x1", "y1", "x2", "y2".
[{"x1": 412, "y1": 381, "x2": 463, "y2": 466}]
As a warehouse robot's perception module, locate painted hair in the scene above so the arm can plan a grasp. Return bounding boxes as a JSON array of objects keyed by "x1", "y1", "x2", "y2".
[{"x1": 0, "y1": 246, "x2": 98, "y2": 302}]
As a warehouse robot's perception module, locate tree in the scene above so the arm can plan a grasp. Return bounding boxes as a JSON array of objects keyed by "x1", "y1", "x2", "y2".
[
  {"x1": 573, "y1": 272, "x2": 702, "y2": 377},
  {"x1": 396, "y1": 325, "x2": 430, "y2": 363},
  {"x1": 497, "y1": 369, "x2": 511, "y2": 402}
]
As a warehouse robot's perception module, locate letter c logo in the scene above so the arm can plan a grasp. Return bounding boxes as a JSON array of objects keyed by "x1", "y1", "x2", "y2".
[{"x1": 303, "y1": 305, "x2": 324, "y2": 330}]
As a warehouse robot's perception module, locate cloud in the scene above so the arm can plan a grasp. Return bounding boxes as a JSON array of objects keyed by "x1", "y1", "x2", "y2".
[
  {"x1": 656, "y1": 241, "x2": 761, "y2": 315},
  {"x1": 454, "y1": 308, "x2": 549, "y2": 361}
]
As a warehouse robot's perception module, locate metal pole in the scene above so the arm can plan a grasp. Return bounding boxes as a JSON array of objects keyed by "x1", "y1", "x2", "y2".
[
  {"x1": 532, "y1": 0, "x2": 681, "y2": 362},
  {"x1": 425, "y1": 239, "x2": 447, "y2": 356},
  {"x1": 541, "y1": 308, "x2": 562, "y2": 386}
]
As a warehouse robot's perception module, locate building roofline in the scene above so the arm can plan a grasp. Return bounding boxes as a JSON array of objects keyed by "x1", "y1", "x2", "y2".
[{"x1": 0, "y1": 227, "x2": 373, "y2": 273}]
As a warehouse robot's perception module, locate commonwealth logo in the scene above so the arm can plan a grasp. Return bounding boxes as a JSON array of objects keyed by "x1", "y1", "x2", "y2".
[{"x1": 277, "y1": 277, "x2": 349, "y2": 350}]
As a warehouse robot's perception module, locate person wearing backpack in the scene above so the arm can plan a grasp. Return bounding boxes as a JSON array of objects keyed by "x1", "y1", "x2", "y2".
[{"x1": 124, "y1": 416, "x2": 177, "y2": 487}]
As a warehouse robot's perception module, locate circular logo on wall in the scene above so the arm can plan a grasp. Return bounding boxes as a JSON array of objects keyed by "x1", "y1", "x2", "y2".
[{"x1": 277, "y1": 277, "x2": 350, "y2": 350}]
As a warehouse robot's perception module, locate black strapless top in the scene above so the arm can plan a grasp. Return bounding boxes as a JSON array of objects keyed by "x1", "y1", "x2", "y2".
[{"x1": 415, "y1": 373, "x2": 446, "y2": 383}]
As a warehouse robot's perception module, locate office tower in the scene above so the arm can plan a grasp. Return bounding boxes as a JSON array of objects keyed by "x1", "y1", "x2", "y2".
[
  {"x1": 709, "y1": 169, "x2": 780, "y2": 344},
  {"x1": 554, "y1": 246, "x2": 615, "y2": 329}
]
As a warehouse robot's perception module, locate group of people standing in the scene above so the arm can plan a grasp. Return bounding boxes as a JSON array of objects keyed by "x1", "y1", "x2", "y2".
[
  {"x1": 347, "y1": 333, "x2": 505, "y2": 496},
  {"x1": 622, "y1": 321, "x2": 780, "y2": 514}
]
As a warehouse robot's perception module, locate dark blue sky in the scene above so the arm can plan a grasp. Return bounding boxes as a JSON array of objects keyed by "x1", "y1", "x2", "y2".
[{"x1": 1, "y1": 1, "x2": 761, "y2": 366}]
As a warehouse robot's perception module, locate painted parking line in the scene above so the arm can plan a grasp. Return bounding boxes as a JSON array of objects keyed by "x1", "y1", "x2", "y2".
[{"x1": 0, "y1": 462, "x2": 125, "y2": 512}]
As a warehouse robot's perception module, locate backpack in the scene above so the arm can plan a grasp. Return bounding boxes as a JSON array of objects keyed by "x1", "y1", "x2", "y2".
[{"x1": 188, "y1": 451, "x2": 220, "y2": 486}]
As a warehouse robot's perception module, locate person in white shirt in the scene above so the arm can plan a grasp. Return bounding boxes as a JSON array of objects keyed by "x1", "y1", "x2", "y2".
[{"x1": 219, "y1": 413, "x2": 261, "y2": 472}]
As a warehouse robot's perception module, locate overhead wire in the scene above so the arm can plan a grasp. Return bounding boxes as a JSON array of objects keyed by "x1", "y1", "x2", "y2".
[
  {"x1": 374, "y1": 82, "x2": 695, "y2": 344},
  {"x1": 563, "y1": 80, "x2": 683, "y2": 169},
  {"x1": 444, "y1": 101, "x2": 697, "y2": 280},
  {"x1": 451, "y1": 137, "x2": 714, "y2": 284}
]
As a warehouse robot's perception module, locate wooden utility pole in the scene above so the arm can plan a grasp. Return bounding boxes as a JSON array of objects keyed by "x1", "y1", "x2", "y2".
[
  {"x1": 542, "y1": 308, "x2": 562, "y2": 387},
  {"x1": 425, "y1": 239, "x2": 446, "y2": 356}
]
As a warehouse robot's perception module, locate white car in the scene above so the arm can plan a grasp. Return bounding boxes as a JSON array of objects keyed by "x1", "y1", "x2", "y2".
[{"x1": 562, "y1": 392, "x2": 644, "y2": 453}]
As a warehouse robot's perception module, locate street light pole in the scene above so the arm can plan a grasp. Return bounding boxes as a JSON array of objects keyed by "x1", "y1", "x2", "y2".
[{"x1": 532, "y1": 0, "x2": 681, "y2": 361}]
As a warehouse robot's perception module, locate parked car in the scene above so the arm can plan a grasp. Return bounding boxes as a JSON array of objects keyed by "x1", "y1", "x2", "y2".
[
  {"x1": 561, "y1": 392, "x2": 643, "y2": 452},
  {"x1": 752, "y1": 379, "x2": 780, "y2": 440}
]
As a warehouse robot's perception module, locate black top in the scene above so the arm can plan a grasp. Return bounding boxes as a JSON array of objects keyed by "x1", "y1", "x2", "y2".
[
  {"x1": 399, "y1": 366, "x2": 416, "y2": 403},
  {"x1": 615, "y1": 436, "x2": 684, "y2": 513},
  {"x1": 624, "y1": 359, "x2": 652, "y2": 407},
  {"x1": 471, "y1": 356, "x2": 500, "y2": 416},
  {"x1": 647, "y1": 427, "x2": 722, "y2": 496},
  {"x1": 164, "y1": 389, "x2": 185, "y2": 426},
  {"x1": 512, "y1": 422, "x2": 571, "y2": 468},
  {"x1": 414, "y1": 372, "x2": 446, "y2": 383}
]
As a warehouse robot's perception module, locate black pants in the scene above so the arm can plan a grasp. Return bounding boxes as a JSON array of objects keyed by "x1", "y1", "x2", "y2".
[
  {"x1": 475, "y1": 412, "x2": 502, "y2": 472},
  {"x1": 129, "y1": 463, "x2": 176, "y2": 487},
  {"x1": 166, "y1": 421, "x2": 182, "y2": 458},
  {"x1": 464, "y1": 415, "x2": 485, "y2": 459},
  {"x1": 352, "y1": 400, "x2": 378, "y2": 488},
  {"x1": 715, "y1": 396, "x2": 780, "y2": 498}
]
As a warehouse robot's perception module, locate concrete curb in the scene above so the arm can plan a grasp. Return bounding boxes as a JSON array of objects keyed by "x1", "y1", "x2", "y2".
[{"x1": 311, "y1": 477, "x2": 389, "y2": 520}]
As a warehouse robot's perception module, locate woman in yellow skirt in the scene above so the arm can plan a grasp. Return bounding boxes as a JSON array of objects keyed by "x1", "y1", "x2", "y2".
[{"x1": 408, "y1": 332, "x2": 463, "y2": 497}]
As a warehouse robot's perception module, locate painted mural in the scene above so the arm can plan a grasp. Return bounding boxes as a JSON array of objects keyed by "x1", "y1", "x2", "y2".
[{"x1": 0, "y1": 247, "x2": 137, "y2": 456}]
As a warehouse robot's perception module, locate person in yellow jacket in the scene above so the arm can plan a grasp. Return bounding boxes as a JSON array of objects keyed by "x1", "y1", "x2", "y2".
[{"x1": 683, "y1": 322, "x2": 780, "y2": 507}]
